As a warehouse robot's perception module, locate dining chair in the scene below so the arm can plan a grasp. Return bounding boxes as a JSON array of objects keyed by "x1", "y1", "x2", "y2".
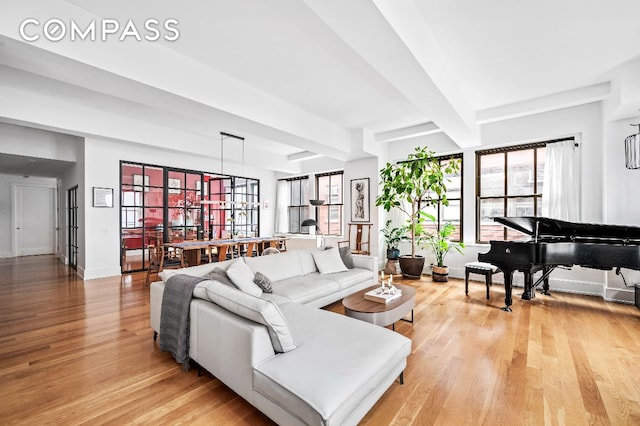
[
  {"x1": 338, "y1": 223, "x2": 372, "y2": 255},
  {"x1": 145, "y1": 244, "x2": 185, "y2": 287}
]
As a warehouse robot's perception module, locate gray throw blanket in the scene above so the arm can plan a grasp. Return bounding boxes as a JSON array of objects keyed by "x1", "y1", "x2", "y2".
[{"x1": 159, "y1": 274, "x2": 205, "y2": 370}]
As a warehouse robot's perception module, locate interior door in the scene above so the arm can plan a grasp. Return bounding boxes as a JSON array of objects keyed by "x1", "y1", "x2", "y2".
[
  {"x1": 14, "y1": 184, "x2": 56, "y2": 256},
  {"x1": 68, "y1": 185, "x2": 78, "y2": 270}
]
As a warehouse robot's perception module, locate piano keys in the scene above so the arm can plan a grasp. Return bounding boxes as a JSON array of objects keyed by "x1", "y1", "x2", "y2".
[{"x1": 478, "y1": 216, "x2": 640, "y2": 311}]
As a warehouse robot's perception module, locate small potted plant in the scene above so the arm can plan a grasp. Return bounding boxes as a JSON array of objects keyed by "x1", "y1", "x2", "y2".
[
  {"x1": 382, "y1": 220, "x2": 407, "y2": 260},
  {"x1": 419, "y1": 214, "x2": 465, "y2": 282}
]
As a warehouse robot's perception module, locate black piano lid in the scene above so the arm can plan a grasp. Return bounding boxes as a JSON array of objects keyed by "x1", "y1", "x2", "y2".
[{"x1": 493, "y1": 216, "x2": 640, "y2": 241}]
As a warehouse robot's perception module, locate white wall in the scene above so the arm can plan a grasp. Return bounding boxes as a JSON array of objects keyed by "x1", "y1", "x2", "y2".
[
  {"x1": 603, "y1": 114, "x2": 640, "y2": 297},
  {"x1": 0, "y1": 122, "x2": 80, "y2": 162}
]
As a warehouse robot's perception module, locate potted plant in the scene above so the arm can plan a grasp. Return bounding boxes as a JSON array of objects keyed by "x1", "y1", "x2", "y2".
[
  {"x1": 375, "y1": 146, "x2": 460, "y2": 279},
  {"x1": 382, "y1": 220, "x2": 407, "y2": 260},
  {"x1": 419, "y1": 214, "x2": 465, "y2": 281}
]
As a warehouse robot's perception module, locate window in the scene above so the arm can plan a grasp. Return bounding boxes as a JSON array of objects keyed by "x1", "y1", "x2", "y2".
[
  {"x1": 476, "y1": 141, "x2": 558, "y2": 243},
  {"x1": 286, "y1": 176, "x2": 309, "y2": 233},
  {"x1": 420, "y1": 154, "x2": 463, "y2": 240},
  {"x1": 315, "y1": 171, "x2": 343, "y2": 235}
]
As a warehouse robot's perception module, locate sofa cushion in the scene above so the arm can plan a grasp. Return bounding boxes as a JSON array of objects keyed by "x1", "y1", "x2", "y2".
[
  {"x1": 193, "y1": 268, "x2": 237, "y2": 299},
  {"x1": 245, "y1": 251, "x2": 305, "y2": 282},
  {"x1": 270, "y1": 275, "x2": 340, "y2": 304},
  {"x1": 296, "y1": 249, "x2": 318, "y2": 275},
  {"x1": 325, "y1": 268, "x2": 372, "y2": 290},
  {"x1": 253, "y1": 272, "x2": 273, "y2": 293},
  {"x1": 253, "y1": 302, "x2": 411, "y2": 425},
  {"x1": 312, "y1": 247, "x2": 348, "y2": 274},
  {"x1": 227, "y1": 259, "x2": 263, "y2": 297},
  {"x1": 200, "y1": 280, "x2": 296, "y2": 353},
  {"x1": 339, "y1": 246, "x2": 354, "y2": 269}
]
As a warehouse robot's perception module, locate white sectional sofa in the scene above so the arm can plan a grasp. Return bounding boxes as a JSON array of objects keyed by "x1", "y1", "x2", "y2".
[{"x1": 150, "y1": 248, "x2": 412, "y2": 425}]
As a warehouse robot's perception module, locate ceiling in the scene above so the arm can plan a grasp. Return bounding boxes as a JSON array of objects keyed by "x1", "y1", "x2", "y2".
[{"x1": 1, "y1": 0, "x2": 640, "y2": 176}]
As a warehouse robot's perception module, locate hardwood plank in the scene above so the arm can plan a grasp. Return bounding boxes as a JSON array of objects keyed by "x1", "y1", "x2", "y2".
[{"x1": 1, "y1": 255, "x2": 640, "y2": 424}]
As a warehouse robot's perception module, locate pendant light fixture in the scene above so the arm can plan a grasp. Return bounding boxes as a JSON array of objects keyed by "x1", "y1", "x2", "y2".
[{"x1": 625, "y1": 123, "x2": 640, "y2": 169}]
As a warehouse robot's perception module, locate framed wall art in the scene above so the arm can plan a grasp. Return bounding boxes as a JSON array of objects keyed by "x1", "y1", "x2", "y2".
[
  {"x1": 168, "y1": 177, "x2": 181, "y2": 194},
  {"x1": 93, "y1": 187, "x2": 113, "y2": 208},
  {"x1": 350, "y1": 178, "x2": 370, "y2": 222}
]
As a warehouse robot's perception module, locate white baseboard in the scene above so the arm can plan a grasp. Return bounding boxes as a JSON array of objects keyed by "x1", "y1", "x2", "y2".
[
  {"x1": 0, "y1": 251, "x2": 14, "y2": 258},
  {"x1": 82, "y1": 266, "x2": 122, "y2": 280},
  {"x1": 605, "y1": 287, "x2": 635, "y2": 304}
]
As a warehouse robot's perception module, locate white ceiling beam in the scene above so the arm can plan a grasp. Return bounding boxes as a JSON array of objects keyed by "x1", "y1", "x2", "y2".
[
  {"x1": 287, "y1": 151, "x2": 322, "y2": 162},
  {"x1": 302, "y1": 0, "x2": 479, "y2": 148},
  {"x1": 375, "y1": 122, "x2": 441, "y2": 143},
  {"x1": 477, "y1": 82, "x2": 611, "y2": 124},
  {"x1": 0, "y1": 1, "x2": 353, "y2": 159}
]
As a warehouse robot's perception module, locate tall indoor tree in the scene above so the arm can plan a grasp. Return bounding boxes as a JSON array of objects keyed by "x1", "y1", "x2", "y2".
[{"x1": 375, "y1": 146, "x2": 461, "y2": 278}]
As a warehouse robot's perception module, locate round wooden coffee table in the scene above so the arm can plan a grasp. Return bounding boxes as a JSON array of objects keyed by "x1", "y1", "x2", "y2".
[{"x1": 342, "y1": 283, "x2": 416, "y2": 330}]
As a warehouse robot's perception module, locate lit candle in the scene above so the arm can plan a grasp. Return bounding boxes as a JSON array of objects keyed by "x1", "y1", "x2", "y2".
[{"x1": 390, "y1": 274, "x2": 393, "y2": 284}]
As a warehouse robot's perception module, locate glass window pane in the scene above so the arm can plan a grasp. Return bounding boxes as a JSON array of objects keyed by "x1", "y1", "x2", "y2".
[
  {"x1": 330, "y1": 175, "x2": 342, "y2": 204},
  {"x1": 169, "y1": 207, "x2": 184, "y2": 226},
  {"x1": 146, "y1": 166, "x2": 164, "y2": 187},
  {"x1": 289, "y1": 207, "x2": 300, "y2": 233},
  {"x1": 291, "y1": 180, "x2": 301, "y2": 206},
  {"x1": 317, "y1": 176, "x2": 330, "y2": 203},
  {"x1": 507, "y1": 197, "x2": 534, "y2": 217},
  {"x1": 329, "y1": 205, "x2": 341, "y2": 235},
  {"x1": 301, "y1": 178, "x2": 309, "y2": 205},
  {"x1": 144, "y1": 207, "x2": 163, "y2": 228},
  {"x1": 122, "y1": 163, "x2": 142, "y2": 186},
  {"x1": 442, "y1": 159, "x2": 461, "y2": 199},
  {"x1": 479, "y1": 199, "x2": 504, "y2": 241},
  {"x1": 144, "y1": 186, "x2": 163, "y2": 207},
  {"x1": 442, "y1": 200, "x2": 460, "y2": 223},
  {"x1": 185, "y1": 173, "x2": 201, "y2": 190},
  {"x1": 480, "y1": 153, "x2": 504, "y2": 197},
  {"x1": 507, "y1": 150, "x2": 534, "y2": 196}
]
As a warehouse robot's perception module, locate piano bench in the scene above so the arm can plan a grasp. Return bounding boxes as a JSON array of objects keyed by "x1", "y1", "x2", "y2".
[{"x1": 465, "y1": 262, "x2": 501, "y2": 300}]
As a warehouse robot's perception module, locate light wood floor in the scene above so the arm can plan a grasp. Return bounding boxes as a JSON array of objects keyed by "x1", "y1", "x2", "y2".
[{"x1": 1, "y1": 255, "x2": 639, "y2": 425}]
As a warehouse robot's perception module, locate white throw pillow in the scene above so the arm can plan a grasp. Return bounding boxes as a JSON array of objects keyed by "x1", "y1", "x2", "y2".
[
  {"x1": 201, "y1": 280, "x2": 296, "y2": 353},
  {"x1": 311, "y1": 247, "x2": 348, "y2": 274},
  {"x1": 226, "y1": 259, "x2": 263, "y2": 297}
]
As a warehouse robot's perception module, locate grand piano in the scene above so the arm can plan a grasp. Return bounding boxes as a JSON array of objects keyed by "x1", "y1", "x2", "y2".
[{"x1": 478, "y1": 216, "x2": 640, "y2": 311}]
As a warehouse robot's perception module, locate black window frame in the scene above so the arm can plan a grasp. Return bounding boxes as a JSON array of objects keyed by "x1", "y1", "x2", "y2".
[
  {"x1": 475, "y1": 137, "x2": 574, "y2": 243},
  {"x1": 283, "y1": 176, "x2": 309, "y2": 234},
  {"x1": 418, "y1": 153, "x2": 464, "y2": 242},
  {"x1": 315, "y1": 171, "x2": 344, "y2": 236}
]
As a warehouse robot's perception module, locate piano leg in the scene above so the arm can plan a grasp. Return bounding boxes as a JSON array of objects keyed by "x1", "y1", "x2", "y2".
[
  {"x1": 542, "y1": 266, "x2": 551, "y2": 295},
  {"x1": 501, "y1": 270, "x2": 514, "y2": 312},
  {"x1": 521, "y1": 271, "x2": 535, "y2": 300}
]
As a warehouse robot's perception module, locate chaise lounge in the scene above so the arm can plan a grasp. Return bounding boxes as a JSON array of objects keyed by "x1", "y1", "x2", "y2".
[{"x1": 150, "y1": 248, "x2": 412, "y2": 425}]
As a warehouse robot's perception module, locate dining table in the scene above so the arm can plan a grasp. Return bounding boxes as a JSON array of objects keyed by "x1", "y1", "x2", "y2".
[{"x1": 167, "y1": 236, "x2": 289, "y2": 266}]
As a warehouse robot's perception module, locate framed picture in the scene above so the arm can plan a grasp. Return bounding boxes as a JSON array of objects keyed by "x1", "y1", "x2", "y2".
[
  {"x1": 132, "y1": 174, "x2": 149, "y2": 192},
  {"x1": 350, "y1": 178, "x2": 370, "y2": 222},
  {"x1": 93, "y1": 187, "x2": 113, "y2": 208},
  {"x1": 168, "y1": 177, "x2": 181, "y2": 194}
]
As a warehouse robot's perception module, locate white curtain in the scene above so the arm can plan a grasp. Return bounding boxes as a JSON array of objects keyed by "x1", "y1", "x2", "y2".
[
  {"x1": 275, "y1": 180, "x2": 289, "y2": 233},
  {"x1": 542, "y1": 140, "x2": 579, "y2": 221}
]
